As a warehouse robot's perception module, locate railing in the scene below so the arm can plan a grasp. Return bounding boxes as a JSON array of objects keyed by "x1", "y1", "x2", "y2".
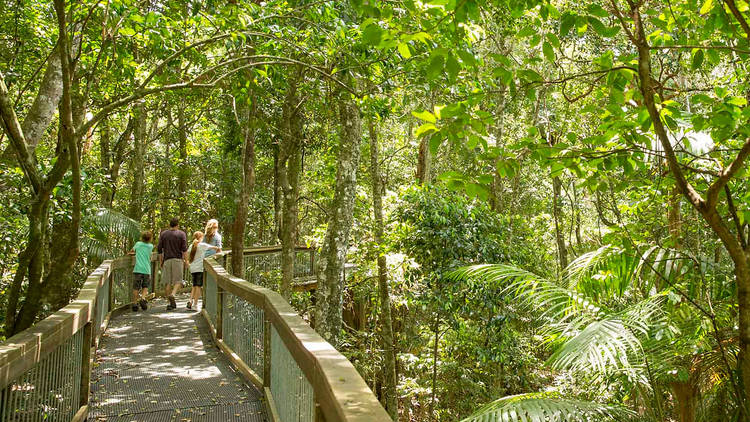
[
  {"x1": 0, "y1": 255, "x2": 155, "y2": 422},
  {"x1": 225, "y1": 245, "x2": 316, "y2": 286},
  {"x1": 203, "y1": 249, "x2": 390, "y2": 422},
  {"x1": 0, "y1": 246, "x2": 388, "y2": 422}
]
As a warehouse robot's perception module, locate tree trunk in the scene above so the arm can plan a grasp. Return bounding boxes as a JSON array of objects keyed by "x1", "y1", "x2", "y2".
[
  {"x1": 668, "y1": 186, "x2": 682, "y2": 247},
  {"x1": 552, "y1": 175, "x2": 568, "y2": 271},
  {"x1": 177, "y1": 104, "x2": 189, "y2": 221},
  {"x1": 490, "y1": 90, "x2": 506, "y2": 211},
  {"x1": 368, "y1": 118, "x2": 398, "y2": 419},
  {"x1": 273, "y1": 143, "x2": 282, "y2": 242},
  {"x1": 232, "y1": 93, "x2": 257, "y2": 277},
  {"x1": 315, "y1": 93, "x2": 362, "y2": 346},
  {"x1": 278, "y1": 78, "x2": 303, "y2": 298},
  {"x1": 417, "y1": 136, "x2": 431, "y2": 184},
  {"x1": 106, "y1": 118, "x2": 131, "y2": 208},
  {"x1": 671, "y1": 380, "x2": 697, "y2": 422},
  {"x1": 42, "y1": 0, "x2": 82, "y2": 315},
  {"x1": 429, "y1": 313, "x2": 440, "y2": 421},
  {"x1": 127, "y1": 101, "x2": 147, "y2": 220},
  {"x1": 100, "y1": 117, "x2": 112, "y2": 205},
  {"x1": 626, "y1": 3, "x2": 750, "y2": 415}
]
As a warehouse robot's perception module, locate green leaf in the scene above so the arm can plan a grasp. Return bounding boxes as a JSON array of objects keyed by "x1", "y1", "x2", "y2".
[
  {"x1": 446, "y1": 55, "x2": 461, "y2": 82},
  {"x1": 429, "y1": 134, "x2": 442, "y2": 155},
  {"x1": 543, "y1": 41, "x2": 555, "y2": 62},
  {"x1": 397, "y1": 42, "x2": 411, "y2": 59},
  {"x1": 362, "y1": 23, "x2": 383, "y2": 46},
  {"x1": 518, "y1": 26, "x2": 535, "y2": 38},
  {"x1": 546, "y1": 33, "x2": 561, "y2": 48},
  {"x1": 416, "y1": 123, "x2": 437, "y2": 137},
  {"x1": 586, "y1": 4, "x2": 610, "y2": 17},
  {"x1": 588, "y1": 17, "x2": 609, "y2": 37},
  {"x1": 691, "y1": 49, "x2": 704, "y2": 70},
  {"x1": 412, "y1": 110, "x2": 437, "y2": 123},
  {"x1": 560, "y1": 12, "x2": 576, "y2": 37},
  {"x1": 426, "y1": 54, "x2": 445, "y2": 80},
  {"x1": 518, "y1": 69, "x2": 543, "y2": 83},
  {"x1": 700, "y1": 0, "x2": 714, "y2": 15}
]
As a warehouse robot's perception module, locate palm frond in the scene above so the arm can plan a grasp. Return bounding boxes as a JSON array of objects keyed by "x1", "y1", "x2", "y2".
[
  {"x1": 80, "y1": 237, "x2": 114, "y2": 261},
  {"x1": 547, "y1": 295, "x2": 663, "y2": 374},
  {"x1": 564, "y1": 244, "x2": 621, "y2": 289},
  {"x1": 451, "y1": 264, "x2": 603, "y2": 321},
  {"x1": 461, "y1": 393, "x2": 637, "y2": 422},
  {"x1": 86, "y1": 208, "x2": 141, "y2": 240}
]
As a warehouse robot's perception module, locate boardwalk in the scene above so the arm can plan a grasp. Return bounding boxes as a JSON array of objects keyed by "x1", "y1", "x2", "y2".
[{"x1": 89, "y1": 296, "x2": 267, "y2": 422}]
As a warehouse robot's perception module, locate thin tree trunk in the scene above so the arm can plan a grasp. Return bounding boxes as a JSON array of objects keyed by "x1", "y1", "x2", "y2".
[
  {"x1": 668, "y1": 186, "x2": 682, "y2": 247},
  {"x1": 100, "y1": 116, "x2": 112, "y2": 205},
  {"x1": 127, "y1": 101, "x2": 146, "y2": 220},
  {"x1": 177, "y1": 104, "x2": 189, "y2": 221},
  {"x1": 552, "y1": 175, "x2": 568, "y2": 271},
  {"x1": 278, "y1": 77, "x2": 303, "y2": 298},
  {"x1": 315, "y1": 91, "x2": 362, "y2": 346},
  {"x1": 368, "y1": 118, "x2": 398, "y2": 419},
  {"x1": 273, "y1": 143, "x2": 282, "y2": 241},
  {"x1": 417, "y1": 136, "x2": 431, "y2": 184},
  {"x1": 429, "y1": 314, "x2": 440, "y2": 421},
  {"x1": 624, "y1": 3, "x2": 750, "y2": 414},
  {"x1": 232, "y1": 93, "x2": 256, "y2": 277}
]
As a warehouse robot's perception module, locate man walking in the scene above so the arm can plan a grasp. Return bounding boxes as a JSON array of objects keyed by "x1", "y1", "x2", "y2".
[{"x1": 158, "y1": 217, "x2": 188, "y2": 310}]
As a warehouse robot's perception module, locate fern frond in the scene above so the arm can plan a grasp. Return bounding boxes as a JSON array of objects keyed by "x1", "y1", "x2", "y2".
[{"x1": 462, "y1": 393, "x2": 637, "y2": 422}]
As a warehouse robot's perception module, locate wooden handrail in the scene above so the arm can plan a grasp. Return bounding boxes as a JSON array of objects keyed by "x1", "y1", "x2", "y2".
[
  {"x1": 0, "y1": 261, "x2": 111, "y2": 390},
  {"x1": 204, "y1": 253, "x2": 390, "y2": 422}
]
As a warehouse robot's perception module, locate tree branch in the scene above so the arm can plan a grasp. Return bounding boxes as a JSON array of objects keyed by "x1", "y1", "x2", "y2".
[
  {"x1": 0, "y1": 71, "x2": 41, "y2": 192},
  {"x1": 705, "y1": 138, "x2": 750, "y2": 209}
]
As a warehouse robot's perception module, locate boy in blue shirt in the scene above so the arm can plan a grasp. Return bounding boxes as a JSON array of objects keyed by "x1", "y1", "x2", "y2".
[{"x1": 129, "y1": 231, "x2": 154, "y2": 312}]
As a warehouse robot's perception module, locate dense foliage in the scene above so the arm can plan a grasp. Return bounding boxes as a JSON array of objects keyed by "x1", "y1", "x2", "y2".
[{"x1": 2, "y1": 0, "x2": 750, "y2": 421}]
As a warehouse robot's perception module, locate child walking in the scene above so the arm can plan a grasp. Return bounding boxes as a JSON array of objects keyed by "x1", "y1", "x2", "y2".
[
  {"x1": 186, "y1": 231, "x2": 219, "y2": 310},
  {"x1": 129, "y1": 231, "x2": 154, "y2": 312}
]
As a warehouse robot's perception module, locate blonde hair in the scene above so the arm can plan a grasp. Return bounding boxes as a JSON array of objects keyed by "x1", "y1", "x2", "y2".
[
  {"x1": 204, "y1": 219, "x2": 219, "y2": 242},
  {"x1": 190, "y1": 231, "x2": 204, "y2": 263}
]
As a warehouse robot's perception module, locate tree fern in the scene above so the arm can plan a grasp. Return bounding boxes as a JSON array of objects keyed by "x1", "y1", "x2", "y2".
[{"x1": 461, "y1": 393, "x2": 637, "y2": 422}]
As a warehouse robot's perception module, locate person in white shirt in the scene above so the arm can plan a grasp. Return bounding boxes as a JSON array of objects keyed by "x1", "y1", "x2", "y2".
[{"x1": 186, "y1": 231, "x2": 219, "y2": 310}]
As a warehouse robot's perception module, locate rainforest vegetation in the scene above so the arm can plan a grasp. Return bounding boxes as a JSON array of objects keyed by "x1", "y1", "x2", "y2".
[{"x1": 1, "y1": 0, "x2": 750, "y2": 421}]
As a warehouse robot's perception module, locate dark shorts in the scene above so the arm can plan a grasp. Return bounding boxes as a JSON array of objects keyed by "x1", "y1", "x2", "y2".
[
  {"x1": 133, "y1": 273, "x2": 150, "y2": 290},
  {"x1": 191, "y1": 272, "x2": 204, "y2": 287}
]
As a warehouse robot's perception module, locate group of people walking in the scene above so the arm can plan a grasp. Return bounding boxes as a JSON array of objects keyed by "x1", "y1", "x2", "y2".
[{"x1": 129, "y1": 218, "x2": 222, "y2": 312}]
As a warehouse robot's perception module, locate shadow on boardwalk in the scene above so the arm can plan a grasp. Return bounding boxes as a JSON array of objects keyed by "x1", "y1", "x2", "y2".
[{"x1": 89, "y1": 295, "x2": 267, "y2": 421}]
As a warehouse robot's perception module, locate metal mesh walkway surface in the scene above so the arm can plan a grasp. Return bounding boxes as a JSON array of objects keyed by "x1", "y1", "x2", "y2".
[{"x1": 89, "y1": 295, "x2": 267, "y2": 422}]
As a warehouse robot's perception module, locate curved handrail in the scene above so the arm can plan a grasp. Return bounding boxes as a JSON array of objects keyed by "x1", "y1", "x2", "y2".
[
  {"x1": 0, "y1": 246, "x2": 389, "y2": 422},
  {"x1": 0, "y1": 255, "x2": 137, "y2": 421},
  {"x1": 204, "y1": 251, "x2": 390, "y2": 422}
]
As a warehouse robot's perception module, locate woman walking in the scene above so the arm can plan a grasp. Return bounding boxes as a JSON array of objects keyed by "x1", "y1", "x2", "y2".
[{"x1": 203, "y1": 219, "x2": 222, "y2": 257}]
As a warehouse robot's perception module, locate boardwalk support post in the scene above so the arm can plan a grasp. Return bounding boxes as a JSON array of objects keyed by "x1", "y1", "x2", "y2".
[
  {"x1": 263, "y1": 317, "x2": 271, "y2": 387},
  {"x1": 79, "y1": 321, "x2": 93, "y2": 407},
  {"x1": 216, "y1": 285, "x2": 224, "y2": 339}
]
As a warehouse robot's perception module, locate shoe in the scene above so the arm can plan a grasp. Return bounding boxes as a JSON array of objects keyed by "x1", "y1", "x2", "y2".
[
  {"x1": 187, "y1": 301, "x2": 192, "y2": 309},
  {"x1": 132, "y1": 304, "x2": 139, "y2": 312},
  {"x1": 139, "y1": 299, "x2": 148, "y2": 310},
  {"x1": 168, "y1": 295, "x2": 177, "y2": 310}
]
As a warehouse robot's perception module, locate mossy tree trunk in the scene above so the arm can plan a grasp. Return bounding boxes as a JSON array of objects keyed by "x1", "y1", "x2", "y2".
[{"x1": 315, "y1": 91, "x2": 362, "y2": 346}]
